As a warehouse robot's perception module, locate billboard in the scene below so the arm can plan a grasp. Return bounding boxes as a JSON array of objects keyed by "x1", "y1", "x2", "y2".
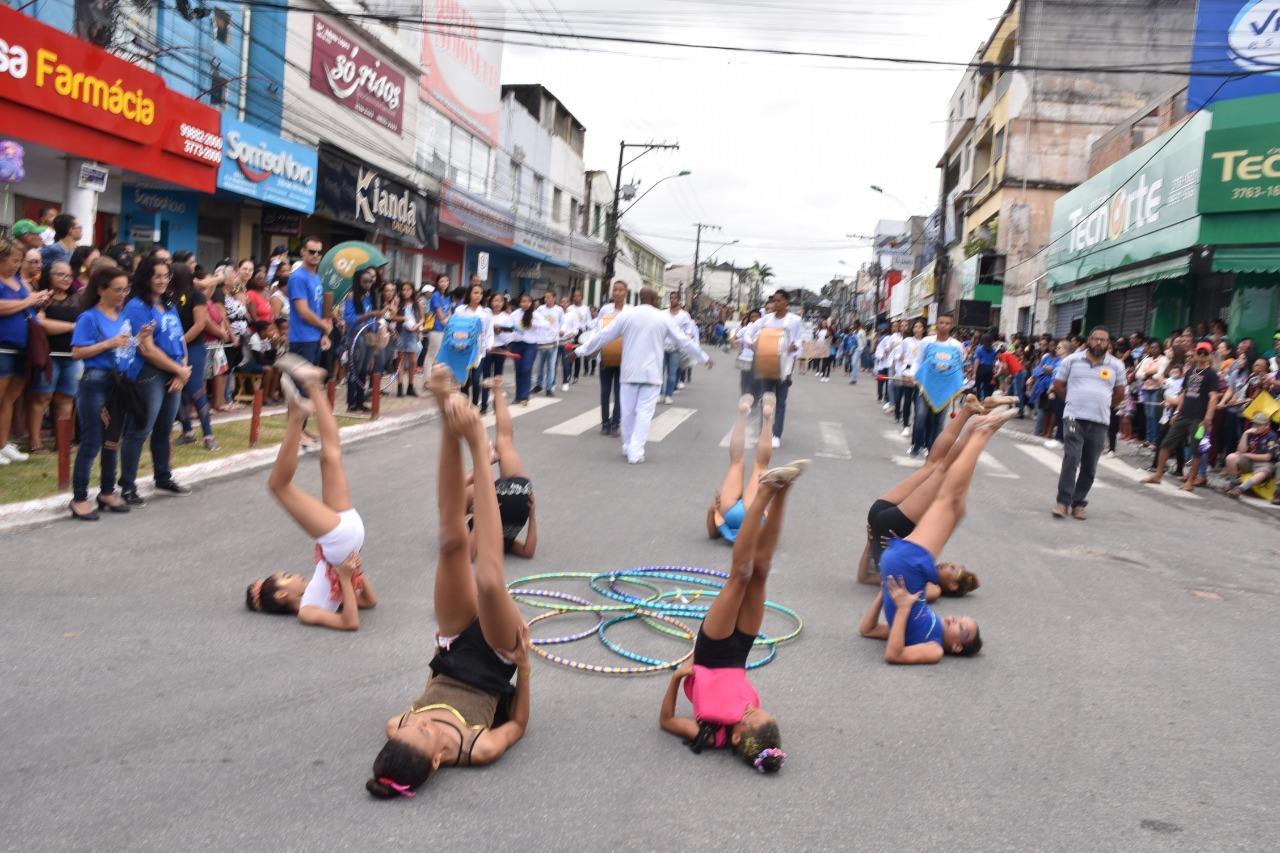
[
  {"x1": 310, "y1": 17, "x2": 405, "y2": 134},
  {"x1": 1189, "y1": 1, "x2": 1280, "y2": 110},
  {"x1": 1199, "y1": 120, "x2": 1280, "y2": 212},
  {"x1": 217, "y1": 115, "x2": 318, "y2": 214},
  {"x1": 420, "y1": 0, "x2": 503, "y2": 145}
]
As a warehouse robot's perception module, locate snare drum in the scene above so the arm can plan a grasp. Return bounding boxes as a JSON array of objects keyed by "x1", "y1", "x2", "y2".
[
  {"x1": 754, "y1": 327, "x2": 785, "y2": 381},
  {"x1": 600, "y1": 314, "x2": 623, "y2": 367}
]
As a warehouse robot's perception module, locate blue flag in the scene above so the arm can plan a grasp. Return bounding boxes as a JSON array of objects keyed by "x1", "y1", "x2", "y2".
[{"x1": 916, "y1": 341, "x2": 966, "y2": 413}]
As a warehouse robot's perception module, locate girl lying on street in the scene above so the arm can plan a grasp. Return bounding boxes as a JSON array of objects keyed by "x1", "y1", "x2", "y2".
[
  {"x1": 367, "y1": 367, "x2": 531, "y2": 799},
  {"x1": 857, "y1": 408, "x2": 1017, "y2": 664},
  {"x1": 661, "y1": 457, "x2": 808, "y2": 773},
  {"x1": 463, "y1": 376, "x2": 537, "y2": 558},
  {"x1": 855, "y1": 392, "x2": 1003, "y2": 594},
  {"x1": 244, "y1": 354, "x2": 377, "y2": 630},
  {"x1": 707, "y1": 392, "x2": 776, "y2": 544}
]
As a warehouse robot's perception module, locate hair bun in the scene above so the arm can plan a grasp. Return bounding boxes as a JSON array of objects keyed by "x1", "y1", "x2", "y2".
[{"x1": 365, "y1": 778, "x2": 395, "y2": 800}]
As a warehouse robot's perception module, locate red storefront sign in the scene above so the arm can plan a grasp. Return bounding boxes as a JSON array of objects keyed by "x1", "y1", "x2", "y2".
[
  {"x1": 0, "y1": 6, "x2": 221, "y2": 191},
  {"x1": 309, "y1": 17, "x2": 404, "y2": 135}
]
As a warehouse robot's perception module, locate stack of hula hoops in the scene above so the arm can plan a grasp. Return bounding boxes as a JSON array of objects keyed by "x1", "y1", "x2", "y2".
[{"x1": 508, "y1": 565, "x2": 803, "y2": 675}]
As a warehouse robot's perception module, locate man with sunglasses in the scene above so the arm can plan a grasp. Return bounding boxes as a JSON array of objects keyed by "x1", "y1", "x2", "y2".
[{"x1": 288, "y1": 236, "x2": 331, "y2": 368}]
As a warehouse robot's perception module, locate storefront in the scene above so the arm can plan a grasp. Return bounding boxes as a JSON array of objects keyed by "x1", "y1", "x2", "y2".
[
  {"x1": 439, "y1": 181, "x2": 513, "y2": 291},
  {"x1": 312, "y1": 143, "x2": 439, "y2": 285},
  {"x1": 1047, "y1": 94, "x2": 1280, "y2": 345},
  {"x1": 0, "y1": 5, "x2": 221, "y2": 242}
]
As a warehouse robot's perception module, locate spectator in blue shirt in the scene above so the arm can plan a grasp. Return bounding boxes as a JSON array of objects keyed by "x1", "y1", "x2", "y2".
[{"x1": 288, "y1": 236, "x2": 330, "y2": 368}]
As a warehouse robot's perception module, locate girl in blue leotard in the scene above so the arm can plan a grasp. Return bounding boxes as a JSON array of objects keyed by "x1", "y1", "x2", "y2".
[
  {"x1": 858, "y1": 407, "x2": 1016, "y2": 664},
  {"x1": 707, "y1": 391, "x2": 776, "y2": 543}
]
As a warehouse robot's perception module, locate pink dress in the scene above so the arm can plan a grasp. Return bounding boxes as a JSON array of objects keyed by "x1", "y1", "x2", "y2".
[{"x1": 683, "y1": 665, "x2": 759, "y2": 748}]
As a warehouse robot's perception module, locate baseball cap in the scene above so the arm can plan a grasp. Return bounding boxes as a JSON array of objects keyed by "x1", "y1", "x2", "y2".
[
  {"x1": 1194, "y1": 341, "x2": 1212, "y2": 353},
  {"x1": 11, "y1": 219, "x2": 42, "y2": 237}
]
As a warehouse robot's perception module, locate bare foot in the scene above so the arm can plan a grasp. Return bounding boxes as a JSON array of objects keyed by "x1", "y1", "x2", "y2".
[
  {"x1": 761, "y1": 391, "x2": 777, "y2": 420},
  {"x1": 428, "y1": 364, "x2": 457, "y2": 408},
  {"x1": 485, "y1": 376, "x2": 505, "y2": 392},
  {"x1": 276, "y1": 353, "x2": 326, "y2": 389},
  {"x1": 974, "y1": 406, "x2": 1017, "y2": 431},
  {"x1": 738, "y1": 393, "x2": 754, "y2": 415},
  {"x1": 759, "y1": 461, "x2": 807, "y2": 487},
  {"x1": 983, "y1": 395, "x2": 1018, "y2": 410},
  {"x1": 444, "y1": 393, "x2": 483, "y2": 440},
  {"x1": 1180, "y1": 481, "x2": 1196, "y2": 492},
  {"x1": 1141, "y1": 473, "x2": 1162, "y2": 484},
  {"x1": 280, "y1": 375, "x2": 314, "y2": 418},
  {"x1": 963, "y1": 393, "x2": 984, "y2": 416}
]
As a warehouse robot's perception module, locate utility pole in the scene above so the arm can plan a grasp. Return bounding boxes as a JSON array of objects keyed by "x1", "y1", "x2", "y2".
[
  {"x1": 604, "y1": 140, "x2": 679, "y2": 283},
  {"x1": 691, "y1": 222, "x2": 721, "y2": 311}
]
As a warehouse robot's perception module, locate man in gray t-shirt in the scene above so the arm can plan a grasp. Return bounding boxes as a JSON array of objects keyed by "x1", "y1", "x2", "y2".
[{"x1": 1051, "y1": 327, "x2": 1125, "y2": 519}]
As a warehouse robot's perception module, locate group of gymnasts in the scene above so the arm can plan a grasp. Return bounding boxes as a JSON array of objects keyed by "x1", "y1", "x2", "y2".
[{"x1": 239, "y1": 351, "x2": 1015, "y2": 799}]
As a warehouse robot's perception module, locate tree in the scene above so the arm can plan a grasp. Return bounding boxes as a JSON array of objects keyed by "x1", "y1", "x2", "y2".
[{"x1": 748, "y1": 261, "x2": 774, "y2": 309}]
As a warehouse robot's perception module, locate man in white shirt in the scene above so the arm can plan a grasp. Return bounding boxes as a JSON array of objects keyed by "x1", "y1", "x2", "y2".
[
  {"x1": 850, "y1": 321, "x2": 868, "y2": 385},
  {"x1": 532, "y1": 291, "x2": 563, "y2": 397},
  {"x1": 875, "y1": 322, "x2": 903, "y2": 410},
  {"x1": 562, "y1": 289, "x2": 593, "y2": 388},
  {"x1": 662, "y1": 293, "x2": 698, "y2": 404},
  {"x1": 596, "y1": 281, "x2": 628, "y2": 434},
  {"x1": 743, "y1": 289, "x2": 804, "y2": 448},
  {"x1": 577, "y1": 286, "x2": 711, "y2": 463}
]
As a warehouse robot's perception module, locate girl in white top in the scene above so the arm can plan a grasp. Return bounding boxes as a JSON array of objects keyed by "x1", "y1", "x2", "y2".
[
  {"x1": 453, "y1": 281, "x2": 494, "y2": 408},
  {"x1": 481, "y1": 293, "x2": 514, "y2": 414},
  {"x1": 245, "y1": 355, "x2": 378, "y2": 630}
]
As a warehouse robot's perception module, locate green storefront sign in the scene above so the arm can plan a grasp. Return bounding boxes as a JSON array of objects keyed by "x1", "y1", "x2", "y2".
[
  {"x1": 1047, "y1": 110, "x2": 1209, "y2": 290},
  {"x1": 1200, "y1": 121, "x2": 1280, "y2": 214}
]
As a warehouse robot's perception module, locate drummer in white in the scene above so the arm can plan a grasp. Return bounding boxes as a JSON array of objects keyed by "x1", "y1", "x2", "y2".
[
  {"x1": 743, "y1": 289, "x2": 804, "y2": 448},
  {"x1": 576, "y1": 286, "x2": 712, "y2": 464}
]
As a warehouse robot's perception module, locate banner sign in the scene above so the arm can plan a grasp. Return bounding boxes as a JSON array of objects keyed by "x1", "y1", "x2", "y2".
[
  {"x1": 217, "y1": 114, "x2": 318, "y2": 213},
  {"x1": 420, "y1": 0, "x2": 503, "y2": 145},
  {"x1": 1189, "y1": 1, "x2": 1280, "y2": 110},
  {"x1": 0, "y1": 4, "x2": 221, "y2": 190},
  {"x1": 1200, "y1": 120, "x2": 1280, "y2": 213},
  {"x1": 309, "y1": 17, "x2": 404, "y2": 134},
  {"x1": 314, "y1": 143, "x2": 437, "y2": 248}
]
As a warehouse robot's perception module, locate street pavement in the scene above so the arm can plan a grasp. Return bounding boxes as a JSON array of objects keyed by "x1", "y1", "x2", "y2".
[{"x1": 2, "y1": 361, "x2": 1277, "y2": 852}]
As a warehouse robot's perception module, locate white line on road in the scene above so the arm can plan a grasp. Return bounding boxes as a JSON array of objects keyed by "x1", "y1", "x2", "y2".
[
  {"x1": 648, "y1": 407, "x2": 697, "y2": 442},
  {"x1": 486, "y1": 396, "x2": 560, "y2": 429},
  {"x1": 892, "y1": 455, "x2": 925, "y2": 468},
  {"x1": 542, "y1": 406, "x2": 601, "y2": 436},
  {"x1": 1015, "y1": 444, "x2": 1109, "y2": 488},
  {"x1": 817, "y1": 421, "x2": 852, "y2": 459},
  {"x1": 1097, "y1": 456, "x2": 1202, "y2": 500},
  {"x1": 977, "y1": 452, "x2": 1019, "y2": 479}
]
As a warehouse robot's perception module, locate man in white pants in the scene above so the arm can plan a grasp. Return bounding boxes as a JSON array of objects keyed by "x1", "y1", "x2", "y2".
[{"x1": 576, "y1": 287, "x2": 711, "y2": 464}]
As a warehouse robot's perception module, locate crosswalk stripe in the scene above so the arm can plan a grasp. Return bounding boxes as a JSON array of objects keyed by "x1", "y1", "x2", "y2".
[
  {"x1": 1097, "y1": 456, "x2": 1202, "y2": 500},
  {"x1": 891, "y1": 455, "x2": 925, "y2": 468},
  {"x1": 977, "y1": 452, "x2": 1019, "y2": 479},
  {"x1": 542, "y1": 406, "x2": 601, "y2": 436},
  {"x1": 648, "y1": 407, "x2": 696, "y2": 442},
  {"x1": 484, "y1": 395, "x2": 560, "y2": 429},
  {"x1": 817, "y1": 421, "x2": 852, "y2": 459},
  {"x1": 1014, "y1": 444, "x2": 1109, "y2": 488}
]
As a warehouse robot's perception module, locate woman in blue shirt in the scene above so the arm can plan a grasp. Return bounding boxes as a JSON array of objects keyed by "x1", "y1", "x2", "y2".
[
  {"x1": 0, "y1": 235, "x2": 52, "y2": 464},
  {"x1": 858, "y1": 407, "x2": 1016, "y2": 664},
  {"x1": 973, "y1": 333, "x2": 998, "y2": 400},
  {"x1": 117, "y1": 257, "x2": 193, "y2": 506},
  {"x1": 68, "y1": 266, "x2": 135, "y2": 520},
  {"x1": 343, "y1": 264, "x2": 383, "y2": 413}
]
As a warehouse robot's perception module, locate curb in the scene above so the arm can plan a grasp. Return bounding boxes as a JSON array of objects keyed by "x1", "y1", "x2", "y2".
[{"x1": 0, "y1": 407, "x2": 437, "y2": 535}]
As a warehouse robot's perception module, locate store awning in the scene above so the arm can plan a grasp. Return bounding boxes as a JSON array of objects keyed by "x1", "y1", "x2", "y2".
[
  {"x1": 510, "y1": 242, "x2": 571, "y2": 268},
  {"x1": 1050, "y1": 254, "x2": 1191, "y2": 305},
  {"x1": 1212, "y1": 246, "x2": 1280, "y2": 274}
]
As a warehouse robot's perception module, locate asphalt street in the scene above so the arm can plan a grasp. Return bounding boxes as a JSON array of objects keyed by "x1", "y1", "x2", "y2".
[{"x1": 2, "y1": 361, "x2": 1278, "y2": 852}]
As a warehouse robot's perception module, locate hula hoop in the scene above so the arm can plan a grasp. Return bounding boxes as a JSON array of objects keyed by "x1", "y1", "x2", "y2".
[
  {"x1": 526, "y1": 609, "x2": 693, "y2": 675},
  {"x1": 508, "y1": 588, "x2": 602, "y2": 644}
]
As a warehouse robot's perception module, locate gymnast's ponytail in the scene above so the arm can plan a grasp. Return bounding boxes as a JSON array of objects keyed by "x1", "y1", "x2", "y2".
[{"x1": 367, "y1": 739, "x2": 433, "y2": 800}]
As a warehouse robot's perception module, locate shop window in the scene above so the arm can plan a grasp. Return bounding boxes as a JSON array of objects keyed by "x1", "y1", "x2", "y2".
[
  {"x1": 552, "y1": 188, "x2": 563, "y2": 224},
  {"x1": 416, "y1": 106, "x2": 451, "y2": 179},
  {"x1": 214, "y1": 10, "x2": 231, "y2": 44},
  {"x1": 208, "y1": 72, "x2": 228, "y2": 107}
]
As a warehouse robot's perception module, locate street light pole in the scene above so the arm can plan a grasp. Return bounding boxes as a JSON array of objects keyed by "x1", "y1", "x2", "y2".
[
  {"x1": 691, "y1": 223, "x2": 722, "y2": 311},
  {"x1": 604, "y1": 140, "x2": 680, "y2": 283}
]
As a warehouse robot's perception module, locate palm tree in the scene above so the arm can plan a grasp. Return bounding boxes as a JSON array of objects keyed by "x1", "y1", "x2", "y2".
[{"x1": 748, "y1": 261, "x2": 774, "y2": 309}]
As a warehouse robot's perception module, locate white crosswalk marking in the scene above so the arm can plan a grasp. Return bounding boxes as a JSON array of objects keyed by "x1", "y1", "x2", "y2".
[
  {"x1": 648, "y1": 407, "x2": 696, "y2": 442},
  {"x1": 1014, "y1": 444, "x2": 1108, "y2": 488},
  {"x1": 892, "y1": 455, "x2": 925, "y2": 468},
  {"x1": 882, "y1": 428, "x2": 1018, "y2": 477},
  {"x1": 817, "y1": 421, "x2": 851, "y2": 459},
  {"x1": 484, "y1": 395, "x2": 559, "y2": 429},
  {"x1": 542, "y1": 406, "x2": 602, "y2": 436},
  {"x1": 977, "y1": 452, "x2": 1019, "y2": 479},
  {"x1": 1097, "y1": 456, "x2": 1202, "y2": 500}
]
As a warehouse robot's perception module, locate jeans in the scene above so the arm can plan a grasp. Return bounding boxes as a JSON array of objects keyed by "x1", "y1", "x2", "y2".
[
  {"x1": 739, "y1": 367, "x2": 758, "y2": 398},
  {"x1": 290, "y1": 339, "x2": 322, "y2": 367},
  {"x1": 756, "y1": 377, "x2": 790, "y2": 438},
  {"x1": 561, "y1": 341, "x2": 575, "y2": 384},
  {"x1": 975, "y1": 364, "x2": 995, "y2": 400},
  {"x1": 1011, "y1": 370, "x2": 1027, "y2": 415},
  {"x1": 533, "y1": 344, "x2": 557, "y2": 394},
  {"x1": 479, "y1": 352, "x2": 506, "y2": 411},
  {"x1": 599, "y1": 364, "x2": 621, "y2": 428},
  {"x1": 912, "y1": 393, "x2": 947, "y2": 454},
  {"x1": 892, "y1": 380, "x2": 905, "y2": 422},
  {"x1": 1142, "y1": 389, "x2": 1162, "y2": 443},
  {"x1": 663, "y1": 349, "x2": 681, "y2": 397},
  {"x1": 347, "y1": 336, "x2": 375, "y2": 410},
  {"x1": 178, "y1": 342, "x2": 212, "y2": 438},
  {"x1": 1057, "y1": 417, "x2": 1107, "y2": 508},
  {"x1": 897, "y1": 384, "x2": 917, "y2": 431},
  {"x1": 120, "y1": 365, "x2": 181, "y2": 491},
  {"x1": 72, "y1": 369, "x2": 117, "y2": 502},
  {"x1": 512, "y1": 341, "x2": 536, "y2": 401}
]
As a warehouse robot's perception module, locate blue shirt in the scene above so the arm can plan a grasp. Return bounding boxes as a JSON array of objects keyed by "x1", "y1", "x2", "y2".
[
  {"x1": 287, "y1": 267, "x2": 324, "y2": 343},
  {"x1": 121, "y1": 297, "x2": 186, "y2": 379},
  {"x1": 0, "y1": 277, "x2": 31, "y2": 348},
  {"x1": 975, "y1": 345, "x2": 997, "y2": 367},
  {"x1": 71, "y1": 308, "x2": 134, "y2": 371},
  {"x1": 880, "y1": 539, "x2": 944, "y2": 647},
  {"x1": 429, "y1": 290, "x2": 451, "y2": 329},
  {"x1": 343, "y1": 292, "x2": 376, "y2": 335}
]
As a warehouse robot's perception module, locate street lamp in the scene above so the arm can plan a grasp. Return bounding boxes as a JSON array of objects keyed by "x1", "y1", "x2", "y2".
[
  {"x1": 618, "y1": 170, "x2": 690, "y2": 219},
  {"x1": 604, "y1": 140, "x2": 680, "y2": 282}
]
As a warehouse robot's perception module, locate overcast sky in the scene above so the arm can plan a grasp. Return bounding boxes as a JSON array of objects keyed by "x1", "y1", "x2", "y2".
[{"x1": 499, "y1": 0, "x2": 1010, "y2": 287}]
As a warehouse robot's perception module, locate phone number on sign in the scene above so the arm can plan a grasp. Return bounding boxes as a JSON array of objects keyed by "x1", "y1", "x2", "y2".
[
  {"x1": 1230, "y1": 184, "x2": 1280, "y2": 200},
  {"x1": 179, "y1": 123, "x2": 224, "y2": 165}
]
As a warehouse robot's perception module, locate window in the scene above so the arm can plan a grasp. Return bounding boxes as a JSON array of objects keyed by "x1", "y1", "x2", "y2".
[
  {"x1": 449, "y1": 124, "x2": 472, "y2": 187},
  {"x1": 593, "y1": 204, "x2": 603, "y2": 237},
  {"x1": 532, "y1": 175, "x2": 545, "y2": 218},
  {"x1": 509, "y1": 161, "x2": 522, "y2": 209},
  {"x1": 570, "y1": 199, "x2": 580, "y2": 234},
  {"x1": 552, "y1": 188, "x2": 563, "y2": 224},
  {"x1": 469, "y1": 139, "x2": 491, "y2": 195},
  {"x1": 416, "y1": 105, "x2": 451, "y2": 178},
  {"x1": 214, "y1": 10, "x2": 231, "y2": 44},
  {"x1": 993, "y1": 128, "x2": 1006, "y2": 163},
  {"x1": 208, "y1": 72, "x2": 227, "y2": 107}
]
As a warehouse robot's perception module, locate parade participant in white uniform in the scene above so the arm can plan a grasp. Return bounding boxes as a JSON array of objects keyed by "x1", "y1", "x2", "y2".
[
  {"x1": 597, "y1": 281, "x2": 628, "y2": 435},
  {"x1": 531, "y1": 292, "x2": 562, "y2": 397},
  {"x1": 663, "y1": 293, "x2": 698, "y2": 404},
  {"x1": 563, "y1": 289, "x2": 592, "y2": 387},
  {"x1": 577, "y1": 286, "x2": 711, "y2": 464},
  {"x1": 743, "y1": 290, "x2": 804, "y2": 449}
]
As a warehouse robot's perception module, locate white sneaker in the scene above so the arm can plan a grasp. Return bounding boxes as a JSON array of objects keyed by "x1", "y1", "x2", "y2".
[
  {"x1": 662, "y1": 395, "x2": 673, "y2": 404},
  {"x1": 0, "y1": 454, "x2": 9, "y2": 465},
  {"x1": 771, "y1": 436, "x2": 781, "y2": 448},
  {"x1": 562, "y1": 383, "x2": 569, "y2": 392},
  {"x1": 882, "y1": 403, "x2": 893, "y2": 412},
  {"x1": 1044, "y1": 439, "x2": 1062, "y2": 450},
  {"x1": 677, "y1": 382, "x2": 686, "y2": 390},
  {"x1": 1, "y1": 443, "x2": 29, "y2": 462},
  {"x1": 901, "y1": 426, "x2": 911, "y2": 437}
]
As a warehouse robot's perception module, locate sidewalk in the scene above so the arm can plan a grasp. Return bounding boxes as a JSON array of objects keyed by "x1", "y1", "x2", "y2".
[{"x1": 0, "y1": 381, "x2": 438, "y2": 534}]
